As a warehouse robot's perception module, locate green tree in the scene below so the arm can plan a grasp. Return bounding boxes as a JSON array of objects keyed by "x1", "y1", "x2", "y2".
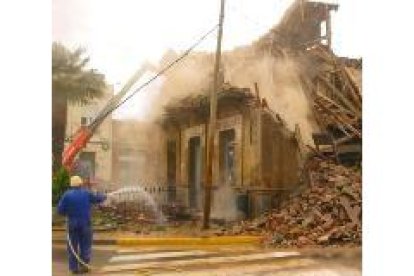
[
  {"x1": 52, "y1": 42, "x2": 106, "y2": 173},
  {"x1": 52, "y1": 167, "x2": 70, "y2": 205}
]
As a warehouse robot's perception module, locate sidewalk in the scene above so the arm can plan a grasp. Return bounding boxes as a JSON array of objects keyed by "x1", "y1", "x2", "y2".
[{"x1": 52, "y1": 230, "x2": 263, "y2": 246}]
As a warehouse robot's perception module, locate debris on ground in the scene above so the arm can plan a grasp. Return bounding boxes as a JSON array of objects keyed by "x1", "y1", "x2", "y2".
[
  {"x1": 92, "y1": 202, "x2": 160, "y2": 231},
  {"x1": 224, "y1": 156, "x2": 361, "y2": 247}
]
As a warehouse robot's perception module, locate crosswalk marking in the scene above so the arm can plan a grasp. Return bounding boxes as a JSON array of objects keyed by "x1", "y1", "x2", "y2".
[
  {"x1": 150, "y1": 259, "x2": 319, "y2": 276},
  {"x1": 116, "y1": 247, "x2": 189, "y2": 254},
  {"x1": 152, "y1": 264, "x2": 361, "y2": 276},
  {"x1": 109, "y1": 250, "x2": 209, "y2": 262},
  {"x1": 101, "y1": 251, "x2": 300, "y2": 273}
]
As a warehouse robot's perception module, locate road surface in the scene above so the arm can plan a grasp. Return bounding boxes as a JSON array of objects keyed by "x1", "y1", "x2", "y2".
[{"x1": 53, "y1": 243, "x2": 361, "y2": 275}]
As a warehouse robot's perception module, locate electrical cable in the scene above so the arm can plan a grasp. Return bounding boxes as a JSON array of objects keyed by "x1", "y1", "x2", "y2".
[
  {"x1": 65, "y1": 25, "x2": 218, "y2": 272},
  {"x1": 90, "y1": 24, "x2": 219, "y2": 131}
]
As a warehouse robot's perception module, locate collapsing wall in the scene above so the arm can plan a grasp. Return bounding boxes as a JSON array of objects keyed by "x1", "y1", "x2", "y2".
[
  {"x1": 150, "y1": 1, "x2": 343, "y2": 146},
  {"x1": 152, "y1": 49, "x2": 319, "y2": 146}
]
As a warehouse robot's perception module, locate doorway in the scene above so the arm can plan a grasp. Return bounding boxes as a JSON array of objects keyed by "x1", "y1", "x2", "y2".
[
  {"x1": 167, "y1": 140, "x2": 177, "y2": 202},
  {"x1": 188, "y1": 136, "x2": 202, "y2": 209},
  {"x1": 219, "y1": 129, "x2": 235, "y2": 185}
]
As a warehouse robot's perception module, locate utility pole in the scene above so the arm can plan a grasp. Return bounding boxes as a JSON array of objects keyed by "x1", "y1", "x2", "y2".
[{"x1": 203, "y1": 0, "x2": 225, "y2": 229}]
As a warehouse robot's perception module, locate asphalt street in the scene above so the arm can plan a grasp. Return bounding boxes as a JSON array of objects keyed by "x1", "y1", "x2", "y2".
[{"x1": 53, "y1": 242, "x2": 361, "y2": 275}]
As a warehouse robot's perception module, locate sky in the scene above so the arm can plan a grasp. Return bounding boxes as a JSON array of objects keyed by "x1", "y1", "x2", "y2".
[{"x1": 52, "y1": 0, "x2": 362, "y2": 119}]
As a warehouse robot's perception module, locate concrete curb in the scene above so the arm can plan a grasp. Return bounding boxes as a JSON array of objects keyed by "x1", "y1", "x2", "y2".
[
  {"x1": 53, "y1": 238, "x2": 117, "y2": 245},
  {"x1": 52, "y1": 226, "x2": 116, "y2": 232},
  {"x1": 53, "y1": 236, "x2": 262, "y2": 246},
  {"x1": 117, "y1": 236, "x2": 262, "y2": 246}
]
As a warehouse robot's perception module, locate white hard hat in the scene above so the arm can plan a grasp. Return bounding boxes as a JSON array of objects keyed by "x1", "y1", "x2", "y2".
[{"x1": 70, "y1": 175, "x2": 83, "y2": 187}]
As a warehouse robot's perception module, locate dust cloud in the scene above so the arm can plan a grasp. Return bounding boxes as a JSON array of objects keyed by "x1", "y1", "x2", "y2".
[
  {"x1": 144, "y1": 45, "x2": 319, "y2": 145},
  {"x1": 134, "y1": 0, "x2": 320, "y2": 145},
  {"x1": 222, "y1": 47, "x2": 319, "y2": 145}
]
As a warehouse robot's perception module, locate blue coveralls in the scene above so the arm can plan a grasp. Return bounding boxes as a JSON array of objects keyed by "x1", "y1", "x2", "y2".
[{"x1": 57, "y1": 187, "x2": 106, "y2": 272}]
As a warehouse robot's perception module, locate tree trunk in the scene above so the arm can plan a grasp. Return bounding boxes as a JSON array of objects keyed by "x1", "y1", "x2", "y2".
[{"x1": 52, "y1": 93, "x2": 67, "y2": 174}]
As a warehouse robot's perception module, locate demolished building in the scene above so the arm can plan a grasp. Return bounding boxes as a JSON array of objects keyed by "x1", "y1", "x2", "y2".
[
  {"x1": 253, "y1": 0, "x2": 362, "y2": 164},
  {"x1": 152, "y1": 0, "x2": 361, "y2": 220},
  {"x1": 59, "y1": 1, "x2": 362, "y2": 233},
  {"x1": 161, "y1": 85, "x2": 304, "y2": 219}
]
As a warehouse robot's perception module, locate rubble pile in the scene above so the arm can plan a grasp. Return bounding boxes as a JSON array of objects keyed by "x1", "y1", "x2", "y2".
[
  {"x1": 92, "y1": 202, "x2": 159, "y2": 230},
  {"x1": 231, "y1": 157, "x2": 362, "y2": 247}
]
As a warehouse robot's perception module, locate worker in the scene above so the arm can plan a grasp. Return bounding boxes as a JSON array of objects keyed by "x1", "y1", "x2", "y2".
[{"x1": 57, "y1": 175, "x2": 107, "y2": 274}]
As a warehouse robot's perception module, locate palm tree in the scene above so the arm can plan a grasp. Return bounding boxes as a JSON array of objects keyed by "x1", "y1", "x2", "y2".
[{"x1": 52, "y1": 42, "x2": 106, "y2": 173}]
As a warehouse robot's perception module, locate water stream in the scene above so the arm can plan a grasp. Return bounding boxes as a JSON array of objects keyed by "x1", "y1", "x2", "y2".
[{"x1": 106, "y1": 185, "x2": 166, "y2": 224}]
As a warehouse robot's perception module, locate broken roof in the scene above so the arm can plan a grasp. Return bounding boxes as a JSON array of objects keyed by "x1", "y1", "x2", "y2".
[
  {"x1": 256, "y1": 0, "x2": 339, "y2": 51},
  {"x1": 161, "y1": 85, "x2": 256, "y2": 125}
]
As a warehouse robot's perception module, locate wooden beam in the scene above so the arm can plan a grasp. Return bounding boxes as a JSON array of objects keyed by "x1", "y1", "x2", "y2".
[
  {"x1": 343, "y1": 66, "x2": 362, "y2": 101},
  {"x1": 315, "y1": 99, "x2": 361, "y2": 138},
  {"x1": 316, "y1": 92, "x2": 355, "y2": 117},
  {"x1": 318, "y1": 74, "x2": 361, "y2": 117},
  {"x1": 337, "y1": 67, "x2": 362, "y2": 110}
]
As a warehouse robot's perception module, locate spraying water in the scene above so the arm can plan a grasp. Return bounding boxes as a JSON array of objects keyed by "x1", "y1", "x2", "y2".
[{"x1": 106, "y1": 185, "x2": 166, "y2": 224}]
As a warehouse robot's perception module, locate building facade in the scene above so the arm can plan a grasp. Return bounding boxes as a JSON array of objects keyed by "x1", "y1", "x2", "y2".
[{"x1": 161, "y1": 86, "x2": 305, "y2": 219}]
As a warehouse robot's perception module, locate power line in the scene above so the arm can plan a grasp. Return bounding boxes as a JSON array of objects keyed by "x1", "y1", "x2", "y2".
[{"x1": 90, "y1": 23, "x2": 219, "y2": 130}]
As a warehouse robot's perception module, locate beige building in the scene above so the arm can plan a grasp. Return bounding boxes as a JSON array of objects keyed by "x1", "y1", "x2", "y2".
[
  {"x1": 65, "y1": 87, "x2": 113, "y2": 189},
  {"x1": 161, "y1": 86, "x2": 304, "y2": 219}
]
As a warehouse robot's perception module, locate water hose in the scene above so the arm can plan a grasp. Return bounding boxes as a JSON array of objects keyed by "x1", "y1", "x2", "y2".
[
  {"x1": 65, "y1": 215, "x2": 154, "y2": 275},
  {"x1": 66, "y1": 229, "x2": 177, "y2": 275},
  {"x1": 64, "y1": 192, "x2": 170, "y2": 275},
  {"x1": 67, "y1": 232, "x2": 96, "y2": 272}
]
